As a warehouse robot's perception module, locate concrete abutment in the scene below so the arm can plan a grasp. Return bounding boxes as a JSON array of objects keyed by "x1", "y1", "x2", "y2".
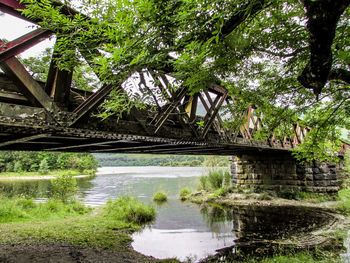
[{"x1": 230, "y1": 152, "x2": 344, "y2": 193}]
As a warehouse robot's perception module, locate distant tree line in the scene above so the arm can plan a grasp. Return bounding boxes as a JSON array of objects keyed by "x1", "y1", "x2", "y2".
[
  {"x1": 93, "y1": 154, "x2": 229, "y2": 167},
  {"x1": 0, "y1": 151, "x2": 99, "y2": 173}
]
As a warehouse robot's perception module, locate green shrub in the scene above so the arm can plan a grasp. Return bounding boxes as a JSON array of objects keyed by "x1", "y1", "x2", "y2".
[
  {"x1": 153, "y1": 190, "x2": 168, "y2": 202},
  {"x1": 39, "y1": 159, "x2": 49, "y2": 174},
  {"x1": 13, "y1": 161, "x2": 23, "y2": 173},
  {"x1": 51, "y1": 174, "x2": 78, "y2": 203},
  {"x1": 179, "y1": 188, "x2": 191, "y2": 200},
  {"x1": 199, "y1": 175, "x2": 208, "y2": 190},
  {"x1": 208, "y1": 169, "x2": 224, "y2": 189},
  {"x1": 104, "y1": 196, "x2": 156, "y2": 225},
  {"x1": 223, "y1": 170, "x2": 231, "y2": 188}
]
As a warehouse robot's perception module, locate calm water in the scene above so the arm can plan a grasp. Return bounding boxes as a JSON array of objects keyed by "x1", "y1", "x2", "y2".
[{"x1": 0, "y1": 166, "x2": 338, "y2": 262}]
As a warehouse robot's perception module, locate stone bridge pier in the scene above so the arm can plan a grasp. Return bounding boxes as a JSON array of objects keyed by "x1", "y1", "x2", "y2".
[{"x1": 230, "y1": 152, "x2": 344, "y2": 193}]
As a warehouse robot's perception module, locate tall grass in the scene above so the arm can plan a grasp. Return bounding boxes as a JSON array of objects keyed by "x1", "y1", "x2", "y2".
[
  {"x1": 104, "y1": 196, "x2": 156, "y2": 225},
  {"x1": 153, "y1": 190, "x2": 168, "y2": 202},
  {"x1": 179, "y1": 188, "x2": 191, "y2": 200},
  {"x1": 199, "y1": 169, "x2": 231, "y2": 190}
]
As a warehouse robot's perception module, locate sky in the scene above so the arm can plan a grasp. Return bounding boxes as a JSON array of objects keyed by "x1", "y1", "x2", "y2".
[{"x1": 0, "y1": 12, "x2": 54, "y2": 58}]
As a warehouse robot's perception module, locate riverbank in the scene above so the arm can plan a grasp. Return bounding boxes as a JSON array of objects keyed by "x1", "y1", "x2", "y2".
[
  {"x1": 0, "y1": 169, "x2": 96, "y2": 181},
  {"x1": 186, "y1": 189, "x2": 342, "y2": 210},
  {"x1": 183, "y1": 188, "x2": 350, "y2": 262},
  {"x1": 0, "y1": 197, "x2": 179, "y2": 263}
]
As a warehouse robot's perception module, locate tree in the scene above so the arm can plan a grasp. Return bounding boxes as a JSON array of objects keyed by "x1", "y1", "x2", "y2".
[
  {"x1": 76, "y1": 154, "x2": 99, "y2": 172},
  {"x1": 39, "y1": 158, "x2": 49, "y2": 174},
  {"x1": 51, "y1": 174, "x2": 78, "y2": 203},
  {"x1": 20, "y1": 0, "x2": 350, "y2": 161},
  {"x1": 21, "y1": 48, "x2": 100, "y2": 91}
]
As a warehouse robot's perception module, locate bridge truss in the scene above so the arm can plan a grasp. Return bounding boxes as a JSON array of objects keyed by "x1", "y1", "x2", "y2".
[{"x1": 0, "y1": 0, "x2": 309, "y2": 155}]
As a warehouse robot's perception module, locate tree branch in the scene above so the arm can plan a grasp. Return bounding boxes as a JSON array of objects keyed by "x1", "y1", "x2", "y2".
[
  {"x1": 297, "y1": 0, "x2": 350, "y2": 97},
  {"x1": 328, "y1": 68, "x2": 350, "y2": 85}
]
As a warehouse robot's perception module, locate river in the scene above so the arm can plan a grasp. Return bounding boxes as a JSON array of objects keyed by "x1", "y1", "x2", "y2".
[{"x1": 0, "y1": 166, "x2": 343, "y2": 262}]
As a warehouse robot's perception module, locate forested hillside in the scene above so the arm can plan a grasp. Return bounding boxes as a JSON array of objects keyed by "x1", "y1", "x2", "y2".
[
  {"x1": 0, "y1": 151, "x2": 98, "y2": 173},
  {"x1": 93, "y1": 154, "x2": 229, "y2": 167}
]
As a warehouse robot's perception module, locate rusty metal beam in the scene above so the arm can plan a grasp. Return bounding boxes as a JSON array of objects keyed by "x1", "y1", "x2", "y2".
[
  {"x1": 0, "y1": 133, "x2": 50, "y2": 148},
  {"x1": 152, "y1": 87, "x2": 187, "y2": 133},
  {"x1": 0, "y1": 51, "x2": 61, "y2": 117},
  {"x1": 93, "y1": 142, "x2": 185, "y2": 153},
  {"x1": 202, "y1": 91, "x2": 227, "y2": 138},
  {"x1": 69, "y1": 84, "x2": 115, "y2": 125},
  {"x1": 0, "y1": 0, "x2": 33, "y2": 23},
  {"x1": 46, "y1": 140, "x2": 121, "y2": 151},
  {"x1": 0, "y1": 29, "x2": 52, "y2": 63}
]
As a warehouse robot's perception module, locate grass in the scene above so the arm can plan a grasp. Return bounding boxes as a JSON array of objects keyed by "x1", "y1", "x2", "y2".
[
  {"x1": 239, "y1": 251, "x2": 340, "y2": 263},
  {"x1": 335, "y1": 188, "x2": 350, "y2": 213},
  {"x1": 278, "y1": 190, "x2": 339, "y2": 202},
  {"x1": 198, "y1": 169, "x2": 231, "y2": 191},
  {"x1": 105, "y1": 196, "x2": 156, "y2": 225},
  {"x1": 179, "y1": 188, "x2": 191, "y2": 201},
  {"x1": 153, "y1": 190, "x2": 168, "y2": 202},
  {"x1": 0, "y1": 198, "x2": 91, "y2": 223},
  {"x1": 0, "y1": 196, "x2": 156, "y2": 251},
  {"x1": 0, "y1": 169, "x2": 95, "y2": 178}
]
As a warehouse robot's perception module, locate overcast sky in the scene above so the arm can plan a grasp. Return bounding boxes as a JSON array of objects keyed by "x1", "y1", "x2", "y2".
[{"x1": 0, "y1": 12, "x2": 54, "y2": 58}]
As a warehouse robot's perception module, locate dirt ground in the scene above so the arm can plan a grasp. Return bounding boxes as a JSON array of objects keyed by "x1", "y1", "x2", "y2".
[{"x1": 0, "y1": 242, "x2": 160, "y2": 263}]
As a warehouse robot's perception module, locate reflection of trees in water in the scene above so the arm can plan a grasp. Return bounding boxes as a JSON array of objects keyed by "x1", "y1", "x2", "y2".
[
  {"x1": 0, "y1": 177, "x2": 95, "y2": 199},
  {"x1": 200, "y1": 205, "x2": 234, "y2": 234},
  {"x1": 200, "y1": 206, "x2": 336, "y2": 262},
  {"x1": 0, "y1": 180, "x2": 51, "y2": 198},
  {"x1": 76, "y1": 177, "x2": 94, "y2": 198}
]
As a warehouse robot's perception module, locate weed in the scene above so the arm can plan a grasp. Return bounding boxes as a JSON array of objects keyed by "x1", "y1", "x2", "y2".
[
  {"x1": 153, "y1": 190, "x2": 168, "y2": 202},
  {"x1": 199, "y1": 175, "x2": 208, "y2": 190},
  {"x1": 179, "y1": 188, "x2": 191, "y2": 200},
  {"x1": 105, "y1": 196, "x2": 156, "y2": 225}
]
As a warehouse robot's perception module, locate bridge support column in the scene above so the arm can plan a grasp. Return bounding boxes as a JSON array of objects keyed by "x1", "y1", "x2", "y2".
[{"x1": 230, "y1": 153, "x2": 343, "y2": 193}]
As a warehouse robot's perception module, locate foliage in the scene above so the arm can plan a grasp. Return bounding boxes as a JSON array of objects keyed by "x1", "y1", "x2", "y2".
[
  {"x1": 179, "y1": 188, "x2": 191, "y2": 201},
  {"x1": 336, "y1": 188, "x2": 350, "y2": 214},
  {"x1": 152, "y1": 190, "x2": 168, "y2": 203},
  {"x1": 39, "y1": 158, "x2": 49, "y2": 174},
  {"x1": 202, "y1": 156, "x2": 230, "y2": 167},
  {"x1": 76, "y1": 154, "x2": 99, "y2": 172},
  {"x1": 0, "y1": 169, "x2": 86, "y2": 178},
  {"x1": 94, "y1": 153, "x2": 205, "y2": 167},
  {"x1": 19, "y1": 0, "x2": 350, "y2": 161},
  {"x1": 199, "y1": 175, "x2": 208, "y2": 190},
  {"x1": 51, "y1": 174, "x2": 78, "y2": 203},
  {"x1": 0, "y1": 151, "x2": 98, "y2": 173},
  {"x1": 104, "y1": 196, "x2": 156, "y2": 225},
  {"x1": 21, "y1": 48, "x2": 100, "y2": 91}
]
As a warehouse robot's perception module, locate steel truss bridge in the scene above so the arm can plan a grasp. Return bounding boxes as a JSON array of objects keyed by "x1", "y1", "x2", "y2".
[{"x1": 0, "y1": 0, "x2": 329, "y2": 155}]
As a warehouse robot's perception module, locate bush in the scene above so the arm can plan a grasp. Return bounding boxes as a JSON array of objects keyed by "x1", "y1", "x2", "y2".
[
  {"x1": 153, "y1": 190, "x2": 168, "y2": 202},
  {"x1": 13, "y1": 161, "x2": 23, "y2": 173},
  {"x1": 39, "y1": 159, "x2": 49, "y2": 174},
  {"x1": 199, "y1": 175, "x2": 208, "y2": 190},
  {"x1": 208, "y1": 169, "x2": 224, "y2": 189},
  {"x1": 179, "y1": 188, "x2": 191, "y2": 200},
  {"x1": 105, "y1": 196, "x2": 156, "y2": 225},
  {"x1": 223, "y1": 170, "x2": 231, "y2": 188},
  {"x1": 51, "y1": 174, "x2": 78, "y2": 203},
  {"x1": 76, "y1": 155, "x2": 99, "y2": 173}
]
